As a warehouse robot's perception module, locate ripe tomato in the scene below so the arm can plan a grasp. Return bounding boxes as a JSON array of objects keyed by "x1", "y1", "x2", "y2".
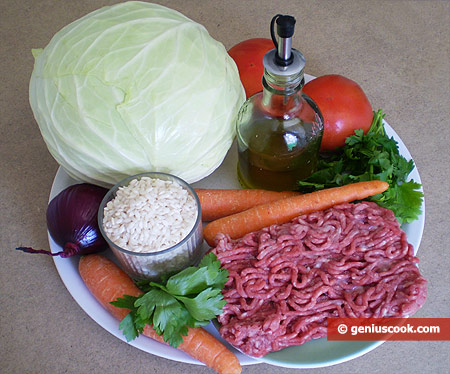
[
  {"x1": 303, "y1": 74, "x2": 373, "y2": 152},
  {"x1": 228, "y1": 38, "x2": 275, "y2": 98}
]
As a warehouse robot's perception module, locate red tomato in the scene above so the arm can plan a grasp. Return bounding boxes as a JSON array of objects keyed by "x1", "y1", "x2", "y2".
[
  {"x1": 303, "y1": 75, "x2": 373, "y2": 152},
  {"x1": 228, "y1": 38, "x2": 275, "y2": 98}
]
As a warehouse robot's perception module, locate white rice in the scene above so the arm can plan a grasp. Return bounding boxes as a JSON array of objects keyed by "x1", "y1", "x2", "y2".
[{"x1": 102, "y1": 177, "x2": 197, "y2": 253}]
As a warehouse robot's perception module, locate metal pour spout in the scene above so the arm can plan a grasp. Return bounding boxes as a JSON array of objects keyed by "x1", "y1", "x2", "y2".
[{"x1": 271, "y1": 15, "x2": 296, "y2": 66}]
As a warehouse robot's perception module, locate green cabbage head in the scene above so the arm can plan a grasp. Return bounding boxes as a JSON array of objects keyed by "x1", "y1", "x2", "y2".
[{"x1": 30, "y1": 1, "x2": 245, "y2": 187}]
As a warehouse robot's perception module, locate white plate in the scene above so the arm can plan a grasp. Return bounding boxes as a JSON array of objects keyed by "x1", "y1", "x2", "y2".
[{"x1": 49, "y1": 74, "x2": 424, "y2": 369}]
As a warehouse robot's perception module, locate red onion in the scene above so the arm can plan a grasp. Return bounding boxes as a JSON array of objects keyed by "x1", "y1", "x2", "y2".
[{"x1": 17, "y1": 183, "x2": 109, "y2": 257}]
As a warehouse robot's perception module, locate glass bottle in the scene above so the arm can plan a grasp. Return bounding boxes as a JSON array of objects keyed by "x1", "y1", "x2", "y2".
[{"x1": 236, "y1": 15, "x2": 323, "y2": 191}]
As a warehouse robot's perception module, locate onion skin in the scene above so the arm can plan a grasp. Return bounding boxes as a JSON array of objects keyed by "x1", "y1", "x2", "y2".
[{"x1": 17, "y1": 183, "x2": 109, "y2": 257}]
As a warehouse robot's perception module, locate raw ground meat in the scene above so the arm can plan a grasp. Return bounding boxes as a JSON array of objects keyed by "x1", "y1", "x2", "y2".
[{"x1": 212, "y1": 202, "x2": 427, "y2": 357}]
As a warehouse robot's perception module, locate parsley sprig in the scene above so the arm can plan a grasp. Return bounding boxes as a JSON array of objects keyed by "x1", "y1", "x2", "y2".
[
  {"x1": 111, "y1": 253, "x2": 228, "y2": 348},
  {"x1": 298, "y1": 109, "x2": 424, "y2": 224}
]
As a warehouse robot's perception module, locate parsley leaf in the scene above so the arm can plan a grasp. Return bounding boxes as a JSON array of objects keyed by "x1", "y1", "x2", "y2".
[
  {"x1": 110, "y1": 294, "x2": 137, "y2": 310},
  {"x1": 298, "y1": 109, "x2": 423, "y2": 224},
  {"x1": 165, "y1": 253, "x2": 228, "y2": 296},
  {"x1": 118, "y1": 313, "x2": 140, "y2": 342},
  {"x1": 176, "y1": 287, "x2": 227, "y2": 321},
  {"x1": 110, "y1": 295, "x2": 146, "y2": 342},
  {"x1": 374, "y1": 180, "x2": 424, "y2": 224},
  {"x1": 110, "y1": 252, "x2": 228, "y2": 348}
]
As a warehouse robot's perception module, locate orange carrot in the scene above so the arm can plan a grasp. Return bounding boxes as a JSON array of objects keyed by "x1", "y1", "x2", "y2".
[
  {"x1": 79, "y1": 254, "x2": 241, "y2": 374},
  {"x1": 195, "y1": 188, "x2": 299, "y2": 221},
  {"x1": 203, "y1": 180, "x2": 389, "y2": 246}
]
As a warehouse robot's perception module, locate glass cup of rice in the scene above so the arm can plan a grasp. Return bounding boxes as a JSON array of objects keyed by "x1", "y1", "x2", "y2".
[{"x1": 98, "y1": 172, "x2": 204, "y2": 280}]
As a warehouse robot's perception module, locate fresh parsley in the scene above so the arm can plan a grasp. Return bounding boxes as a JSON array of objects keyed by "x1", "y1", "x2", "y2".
[
  {"x1": 110, "y1": 252, "x2": 228, "y2": 348},
  {"x1": 298, "y1": 109, "x2": 424, "y2": 224}
]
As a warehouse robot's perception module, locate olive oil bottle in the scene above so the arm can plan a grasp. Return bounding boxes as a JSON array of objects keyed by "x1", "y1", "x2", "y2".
[{"x1": 236, "y1": 15, "x2": 323, "y2": 191}]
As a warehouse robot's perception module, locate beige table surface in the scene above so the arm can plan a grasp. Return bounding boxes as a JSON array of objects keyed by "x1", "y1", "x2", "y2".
[{"x1": 2, "y1": 1, "x2": 449, "y2": 373}]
